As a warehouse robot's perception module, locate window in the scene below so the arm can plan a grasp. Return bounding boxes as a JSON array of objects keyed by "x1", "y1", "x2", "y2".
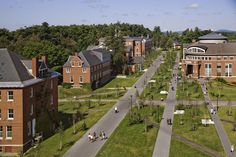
[
  {"x1": 79, "y1": 76, "x2": 83, "y2": 83},
  {"x1": 230, "y1": 56, "x2": 234, "y2": 60},
  {"x1": 209, "y1": 57, "x2": 211, "y2": 60},
  {"x1": 30, "y1": 104, "x2": 33, "y2": 115},
  {"x1": 0, "y1": 126, "x2": 2, "y2": 139},
  {"x1": 66, "y1": 68, "x2": 71, "y2": 73},
  {"x1": 217, "y1": 56, "x2": 221, "y2": 60},
  {"x1": 78, "y1": 62, "x2": 82, "y2": 67},
  {"x1": 6, "y1": 126, "x2": 12, "y2": 139},
  {"x1": 217, "y1": 64, "x2": 221, "y2": 76},
  {"x1": 225, "y1": 63, "x2": 232, "y2": 77},
  {"x1": 70, "y1": 76, "x2": 74, "y2": 83},
  {"x1": 51, "y1": 80, "x2": 53, "y2": 89},
  {"x1": 27, "y1": 121, "x2": 31, "y2": 136},
  {"x1": 30, "y1": 88, "x2": 33, "y2": 98},
  {"x1": 50, "y1": 95, "x2": 53, "y2": 105},
  {"x1": 8, "y1": 109, "x2": 14, "y2": 120},
  {"x1": 7, "y1": 91, "x2": 13, "y2": 101},
  {"x1": 205, "y1": 64, "x2": 212, "y2": 77},
  {"x1": 224, "y1": 56, "x2": 228, "y2": 60},
  {"x1": 82, "y1": 67, "x2": 86, "y2": 73}
]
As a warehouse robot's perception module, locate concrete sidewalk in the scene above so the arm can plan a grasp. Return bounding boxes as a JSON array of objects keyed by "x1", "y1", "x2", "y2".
[
  {"x1": 152, "y1": 52, "x2": 180, "y2": 157},
  {"x1": 64, "y1": 53, "x2": 165, "y2": 157}
]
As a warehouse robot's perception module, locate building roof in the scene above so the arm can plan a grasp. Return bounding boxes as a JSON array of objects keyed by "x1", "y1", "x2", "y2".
[
  {"x1": 198, "y1": 32, "x2": 228, "y2": 40},
  {"x1": 124, "y1": 36, "x2": 151, "y2": 42},
  {"x1": 186, "y1": 43, "x2": 236, "y2": 56},
  {"x1": 0, "y1": 48, "x2": 33, "y2": 82},
  {"x1": 63, "y1": 48, "x2": 111, "y2": 67},
  {"x1": 0, "y1": 48, "x2": 59, "y2": 88}
]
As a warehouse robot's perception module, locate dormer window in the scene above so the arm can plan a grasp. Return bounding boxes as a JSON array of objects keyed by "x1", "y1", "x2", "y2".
[{"x1": 78, "y1": 62, "x2": 82, "y2": 67}]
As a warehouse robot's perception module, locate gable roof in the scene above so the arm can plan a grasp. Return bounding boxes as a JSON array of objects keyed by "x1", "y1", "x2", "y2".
[
  {"x1": 198, "y1": 32, "x2": 228, "y2": 40},
  {"x1": 63, "y1": 49, "x2": 111, "y2": 68},
  {"x1": 0, "y1": 48, "x2": 33, "y2": 82}
]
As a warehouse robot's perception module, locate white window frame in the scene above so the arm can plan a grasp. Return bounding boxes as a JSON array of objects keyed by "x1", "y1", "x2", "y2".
[
  {"x1": 30, "y1": 88, "x2": 33, "y2": 98},
  {"x1": 7, "y1": 109, "x2": 14, "y2": 120},
  {"x1": 82, "y1": 67, "x2": 87, "y2": 73},
  {"x1": 6, "y1": 126, "x2": 12, "y2": 140},
  {"x1": 0, "y1": 126, "x2": 2, "y2": 139},
  {"x1": 66, "y1": 68, "x2": 71, "y2": 73},
  {"x1": 70, "y1": 76, "x2": 74, "y2": 83},
  {"x1": 7, "y1": 91, "x2": 14, "y2": 102},
  {"x1": 79, "y1": 76, "x2": 83, "y2": 83}
]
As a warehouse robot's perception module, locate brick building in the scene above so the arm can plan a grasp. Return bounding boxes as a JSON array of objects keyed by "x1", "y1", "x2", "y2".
[
  {"x1": 63, "y1": 48, "x2": 111, "y2": 88},
  {"x1": 0, "y1": 48, "x2": 59, "y2": 155},
  {"x1": 182, "y1": 32, "x2": 236, "y2": 82}
]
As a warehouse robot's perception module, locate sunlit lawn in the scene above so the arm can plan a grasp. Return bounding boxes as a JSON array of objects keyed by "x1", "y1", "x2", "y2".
[
  {"x1": 169, "y1": 138, "x2": 210, "y2": 157},
  {"x1": 173, "y1": 105, "x2": 225, "y2": 156},
  {"x1": 217, "y1": 106, "x2": 236, "y2": 146},
  {"x1": 207, "y1": 79, "x2": 236, "y2": 100},
  {"x1": 97, "y1": 106, "x2": 164, "y2": 157},
  {"x1": 176, "y1": 79, "x2": 204, "y2": 100},
  {"x1": 24, "y1": 101, "x2": 115, "y2": 157}
]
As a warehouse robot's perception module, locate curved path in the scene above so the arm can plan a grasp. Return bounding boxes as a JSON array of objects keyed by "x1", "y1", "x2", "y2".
[{"x1": 64, "y1": 52, "x2": 165, "y2": 157}]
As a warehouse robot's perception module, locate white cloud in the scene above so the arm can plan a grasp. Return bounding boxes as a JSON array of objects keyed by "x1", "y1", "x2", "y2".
[{"x1": 186, "y1": 3, "x2": 199, "y2": 9}]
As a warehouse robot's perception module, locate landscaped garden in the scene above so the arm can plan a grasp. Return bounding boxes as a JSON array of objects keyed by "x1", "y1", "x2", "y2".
[
  {"x1": 97, "y1": 105, "x2": 164, "y2": 157},
  {"x1": 207, "y1": 78, "x2": 236, "y2": 100},
  {"x1": 24, "y1": 101, "x2": 115, "y2": 157},
  {"x1": 170, "y1": 104, "x2": 225, "y2": 156},
  {"x1": 217, "y1": 106, "x2": 236, "y2": 147},
  {"x1": 141, "y1": 50, "x2": 177, "y2": 100}
]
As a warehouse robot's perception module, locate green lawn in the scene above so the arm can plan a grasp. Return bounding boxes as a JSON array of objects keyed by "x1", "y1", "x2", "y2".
[
  {"x1": 176, "y1": 79, "x2": 204, "y2": 100},
  {"x1": 173, "y1": 105, "x2": 225, "y2": 156},
  {"x1": 217, "y1": 106, "x2": 236, "y2": 146},
  {"x1": 142, "y1": 50, "x2": 177, "y2": 100},
  {"x1": 207, "y1": 79, "x2": 236, "y2": 100},
  {"x1": 24, "y1": 101, "x2": 115, "y2": 157},
  {"x1": 169, "y1": 138, "x2": 210, "y2": 157},
  {"x1": 97, "y1": 106, "x2": 164, "y2": 157}
]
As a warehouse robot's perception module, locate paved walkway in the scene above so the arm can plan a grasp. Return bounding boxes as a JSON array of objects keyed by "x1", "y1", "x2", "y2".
[
  {"x1": 64, "y1": 53, "x2": 165, "y2": 157},
  {"x1": 152, "y1": 52, "x2": 180, "y2": 157},
  {"x1": 199, "y1": 78, "x2": 236, "y2": 157}
]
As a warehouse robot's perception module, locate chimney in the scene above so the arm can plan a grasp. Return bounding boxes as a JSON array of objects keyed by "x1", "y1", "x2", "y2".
[
  {"x1": 32, "y1": 57, "x2": 39, "y2": 77},
  {"x1": 75, "y1": 52, "x2": 78, "y2": 56},
  {"x1": 41, "y1": 55, "x2": 48, "y2": 66}
]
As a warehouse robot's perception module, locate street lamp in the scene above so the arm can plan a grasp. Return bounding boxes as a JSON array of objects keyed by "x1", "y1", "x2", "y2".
[{"x1": 130, "y1": 95, "x2": 133, "y2": 111}]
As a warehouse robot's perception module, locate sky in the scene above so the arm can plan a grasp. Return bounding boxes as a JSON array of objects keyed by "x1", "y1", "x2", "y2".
[{"x1": 0, "y1": 0, "x2": 236, "y2": 31}]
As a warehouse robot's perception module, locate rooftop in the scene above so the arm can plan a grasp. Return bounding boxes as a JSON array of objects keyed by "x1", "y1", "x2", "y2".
[{"x1": 198, "y1": 32, "x2": 228, "y2": 40}]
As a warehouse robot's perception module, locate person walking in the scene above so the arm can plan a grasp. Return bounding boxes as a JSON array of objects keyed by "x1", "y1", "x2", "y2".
[
  {"x1": 115, "y1": 106, "x2": 118, "y2": 113},
  {"x1": 99, "y1": 131, "x2": 103, "y2": 140},
  {"x1": 231, "y1": 144, "x2": 234, "y2": 152},
  {"x1": 102, "y1": 131, "x2": 106, "y2": 140}
]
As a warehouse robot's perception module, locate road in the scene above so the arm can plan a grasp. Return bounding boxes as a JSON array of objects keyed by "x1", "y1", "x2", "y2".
[
  {"x1": 64, "y1": 52, "x2": 165, "y2": 157},
  {"x1": 152, "y1": 52, "x2": 180, "y2": 157},
  {"x1": 199, "y1": 78, "x2": 236, "y2": 157}
]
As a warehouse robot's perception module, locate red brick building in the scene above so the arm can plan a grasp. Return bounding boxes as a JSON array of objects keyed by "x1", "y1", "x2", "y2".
[
  {"x1": 182, "y1": 32, "x2": 236, "y2": 82},
  {"x1": 0, "y1": 48, "x2": 59, "y2": 155},
  {"x1": 63, "y1": 48, "x2": 111, "y2": 88}
]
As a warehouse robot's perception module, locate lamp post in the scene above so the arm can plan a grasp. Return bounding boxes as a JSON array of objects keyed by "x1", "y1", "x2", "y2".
[{"x1": 130, "y1": 95, "x2": 133, "y2": 110}]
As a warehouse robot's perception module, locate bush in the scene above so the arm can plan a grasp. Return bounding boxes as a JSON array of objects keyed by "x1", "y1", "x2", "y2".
[
  {"x1": 215, "y1": 77, "x2": 227, "y2": 84},
  {"x1": 62, "y1": 83, "x2": 72, "y2": 89}
]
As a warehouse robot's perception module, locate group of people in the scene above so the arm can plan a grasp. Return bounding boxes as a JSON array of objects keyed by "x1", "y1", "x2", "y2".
[{"x1": 88, "y1": 131, "x2": 106, "y2": 142}]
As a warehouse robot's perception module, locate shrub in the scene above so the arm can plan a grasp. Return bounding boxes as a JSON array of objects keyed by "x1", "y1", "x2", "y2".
[
  {"x1": 62, "y1": 83, "x2": 72, "y2": 89},
  {"x1": 215, "y1": 77, "x2": 227, "y2": 84}
]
